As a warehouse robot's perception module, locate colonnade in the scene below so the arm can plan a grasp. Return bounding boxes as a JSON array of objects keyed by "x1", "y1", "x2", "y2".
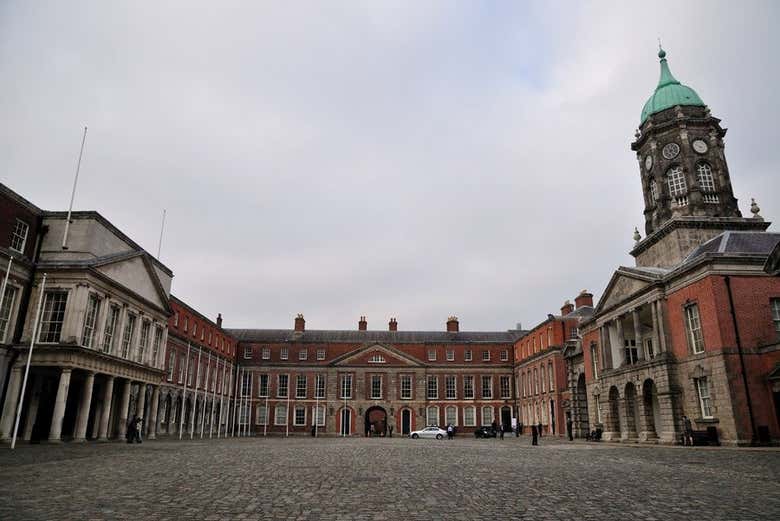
[{"x1": 598, "y1": 298, "x2": 667, "y2": 369}]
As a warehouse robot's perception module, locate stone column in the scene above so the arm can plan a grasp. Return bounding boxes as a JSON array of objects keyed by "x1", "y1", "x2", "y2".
[
  {"x1": 117, "y1": 380, "x2": 132, "y2": 439},
  {"x1": 22, "y1": 377, "x2": 43, "y2": 441},
  {"x1": 650, "y1": 300, "x2": 661, "y2": 358},
  {"x1": 0, "y1": 366, "x2": 23, "y2": 440},
  {"x1": 633, "y1": 308, "x2": 645, "y2": 362},
  {"x1": 74, "y1": 372, "x2": 95, "y2": 441},
  {"x1": 615, "y1": 318, "x2": 626, "y2": 367},
  {"x1": 148, "y1": 386, "x2": 160, "y2": 440},
  {"x1": 136, "y1": 383, "x2": 147, "y2": 435},
  {"x1": 655, "y1": 300, "x2": 668, "y2": 353},
  {"x1": 98, "y1": 376, "x2": 115, "y2": 440},
  {"x1": 48, "y1": 368, "x2": 73, "y2": 442}
]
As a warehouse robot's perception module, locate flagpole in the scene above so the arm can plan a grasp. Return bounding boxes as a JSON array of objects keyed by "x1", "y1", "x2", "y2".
[
  {"x1": 190, "y1": 346, "x2": 201, "y2": 439},
  {"x1": 156, "y1": 209, "x2": 166, "y2": 259},
  {"x1": 286, "y1": 377, "x2": 290, "y2": 438},
  {"x1": 11, "y1": 274, "x2": 46, "y2": 449},
  {"x1": 62, "y1": 126, "x2": 88, "y2": 250},
  {"x1": 243, "y1": 370, "x2": 249, "y2": 437},
  {"x1": 263, "y1": 392, "x2": 268, "y2": 437},
  {"x1": 315, "y1": 374, "x2": 320, "y2": 438},
  {"x1": 342, "y1": 375, "x2": 346, "y2": 437},
  {"x1": 248, "y1": 372, "x2": 253, "y2": 437},
  {"x1": 231, "y1": 365, "x2": 239, "y2": 437},
  {"x1": 218, "y1": 360, "x2": 226, "y2": 438},
  {"x1": 179, "y1": 342, "x2": 191, "y2": 440},
  {"x1": 200, "y1": 352, "x2": 210, "y2": 438},
  {"x1": 210, "y1": 357, "x2": 219, "y2": 438}
]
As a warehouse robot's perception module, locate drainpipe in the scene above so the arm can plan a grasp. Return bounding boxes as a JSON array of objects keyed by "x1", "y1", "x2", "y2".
[{"x1": 724, "y1": 275, "x2": 757, "y2": 445}]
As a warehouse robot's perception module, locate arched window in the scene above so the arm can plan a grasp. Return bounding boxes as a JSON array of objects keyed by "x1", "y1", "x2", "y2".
[
  {"x1": 667, "y1": 166, "x2": 687, "y2": 197},
  {"x1": 463, "y1": 406, "x2": 476, "y2": 426},
  {"x1": 696, "y1": 163, "x2": 716, "y2": 192},
  {"x1": 481, "y1": 406, "x2": 494, "y2": 426},
  {"x1": 426, "y1": 406, "x2": 439, "y2": 426},
  {"x1": 445, "y1": 406, "x2": 458, "y2": 426}
]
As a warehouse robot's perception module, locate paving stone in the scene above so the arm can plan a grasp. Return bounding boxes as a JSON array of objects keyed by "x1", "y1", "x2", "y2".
[{"x1": 0, "y1": 436, "x2": 778, "y2": 520}]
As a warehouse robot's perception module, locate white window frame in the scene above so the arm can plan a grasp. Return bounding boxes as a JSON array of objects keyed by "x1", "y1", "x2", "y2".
[
  {"x1": 548, "y1": 363, "x2": 554, "y2": 392},
  {"x1": 481, "y1": 406, "x2": 494, "y2": 426},
  {"x1": 277, "y1": 374, "x2": 289, "y2": 398},
  {"x1": 590, "y1": 343, "x2": 599, "y2": 379},
  {"x1": 38, "y1": 291, "x2": 68, "y2": 343},
  {"x1": 445, "y1": 375, "x2": 456, "y2": 399},
  {"x1": 482, "y1": 350, "x2": 490, "y2": 361},
  {"x1": 312, "y1": 404, "x2": 326, "y2": 427},
  {"x1": 167, "y1": 351, "x2": 176, "y2": 381},
  {"x1": 481, "y1": 376, "x2": 492, "y2": 399},
  {"x1": 280, "y1": 347, "x2": 289, "y2": 360},
  {"x1": 695, "y1": 377, "x2": 713, "y2": 418},
  {"x1": 243, "y1": 346, "x2": 252, "y2": 359},
  {"x1": 296, "y1": 374, "x2": 307, "y2": 398},
  {"x1": 298, "y1": 349, "x2": 308, "y2": 361},
  {"x1": 10, "y1": 219, "x2": 29, "y2": 253},
  {"x1": 772, "y1": 298, "x2": 780, "y2": 339},
  {"x1": 427, "y1": 349, "x2": 436, "y2": 361},
  {"x1": 427, "y1": 375, "x2": 438, "y2": 399},
  {"x1": 256, "y1": 404, "x2": 268, "y2": 425},
  {"x1": 445, "y1": 405, "x2": 458, "y2": 427},
  {"x1": 500, "y1": 375, "x2": 511, "y2": 399},
  {"x1": 368, "y1": 353, "x2": 386, "y2": 363},
  {"x1": 262, "y1": 347, "x2": 270, "y2": 360},
  {"x1": 463, "y1": 406, "x2": 476, "y2": 427},
  {"x1": 400, "y1": 374, "x2": 412, "y2": 399},
  {"x1": 696, "y1": 162, "x2": 716, "y2": 192},
  {"x1": 274, "y1": 404, "x2": 288, "y2": 425},
  {"x1": 426, "y1": 406, "x2": 439, "y2": 426},
  {"x1": 294, "y1": 405, "x2": 307, "y2": 426},
  {"x1": 464, "y1": 350, "x2": 472, "y2": 362},
  {"x1": 463, "y1": 375, "x2": 474, "y2": 399},
  {"x1": 500, "y1": 350, "x2": 508, "y2": 362},
  {"x1": 446, "y1": 349, "x2": 454, "y2": 361},
  {"x1": 685, "y1": 303, "x2": 705, "y2": 354},
  {"x1": 340, "y1": 374, "x2": 353, "y2": 399},
  {"x1": 315, "y1": 374, "x2": 325, "y2": 399},
  {"x1": 317, "y1": 348, "x2": 326, "y2": 360},
  {"x1": 258, "y1": 374, "x2": 269, "y2": 397},
  {"x1": 121, "y1": 313, "x2": 136, "y2": 358},
  {"x1": 371, "y1": 374, "x2": 382, "y2": 399},
  {"x1": 81, "y1": 293, "x2": 100, "y2": 348},
  {"x1": 667, "y1": 166, "x2": 687, "y2": 197},
  {"x1": 137, "y1": 320, "x2": 151, "y2": 363}
]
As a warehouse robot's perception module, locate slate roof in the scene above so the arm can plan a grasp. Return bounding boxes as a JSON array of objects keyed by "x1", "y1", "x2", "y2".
[
  {"x1": 563, "y1": 306, "x2": 595, "y2": 320},
  {"x1": 683, "y1": 231, "x2": 780, "y2": 264},
  {"x1": 227, "y1": 329, "x2": 526, "y2": 344}
]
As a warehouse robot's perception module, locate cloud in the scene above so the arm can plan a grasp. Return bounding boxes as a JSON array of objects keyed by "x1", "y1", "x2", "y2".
[{"x1": 1, "y1": 0, "x2": 778, "y2": 331}]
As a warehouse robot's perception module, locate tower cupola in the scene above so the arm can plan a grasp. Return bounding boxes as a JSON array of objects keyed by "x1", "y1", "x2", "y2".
[{"x1": 640, "y1": 47, "x2": 705, "y2": 125}]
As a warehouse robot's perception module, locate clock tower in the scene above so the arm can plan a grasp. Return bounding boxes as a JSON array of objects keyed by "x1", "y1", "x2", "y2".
[{"x1": 629, "y1": 47, "x2": 769, "y2": 268}]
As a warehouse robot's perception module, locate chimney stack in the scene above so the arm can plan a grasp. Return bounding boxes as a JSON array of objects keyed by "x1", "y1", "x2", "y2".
[
  {"x1": 389, "y1": 317, "x2": 397, "y2": 331},
  {"x1": 560, "y1": 300, "x2": 574, "y2": 316},
  {"x1": 358, "y1": 316, "x2": 367, "y2": 331},
  {"x1": 574, "y1": 290, "x2": 593, "y2": 309},
  {"x1": 446, "y1": 316, "x2": 459, "y2": 333},
  {"x1": 216, "y1": 313, "x2": 223, "y2": 329},
  {"x1": 294, "y1": 313, "x2": 305, "y2": 332}
]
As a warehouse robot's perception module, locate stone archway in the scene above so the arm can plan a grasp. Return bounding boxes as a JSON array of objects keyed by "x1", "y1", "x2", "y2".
[
  {"x1": 624, "y1": 382, "x2": 639, "y2": 440},
  {"x1": 365, "y1": 406, "x2": 387, "y2": 437},
  {"x1": 642, "y1": 379, "x2": 660, "y2": 440},
  {"x1": 605, "y1": 386, "x2": 622, "y2": 441},
  {"x1": 575, "y1": 373, "x2": 589, "y2": 437}
]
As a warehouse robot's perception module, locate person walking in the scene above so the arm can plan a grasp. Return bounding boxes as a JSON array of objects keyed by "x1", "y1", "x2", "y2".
[
  {"x1": 134, "y1": 417, "x2": 143, "y2": 443},
  {"x1": 566, "y1": 416, "x2": 573, "y2": 441},
  {"x1": 683, "y1": 415, "x2": 694, "y2": 446},
  {"x1": 499, "y1": 423, "x2": 504, "y2": 440},
  {"x1": 531, "y1": 424, "x2": 538, "y2": 446},
  {"x1": 447, "y1": 424, "x2": 454, "y2": 440}
]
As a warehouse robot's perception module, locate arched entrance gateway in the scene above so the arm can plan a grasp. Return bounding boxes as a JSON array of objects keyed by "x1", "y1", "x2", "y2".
[{"x1": 365, "y1": 406, "x2": 387, "y2": 436}]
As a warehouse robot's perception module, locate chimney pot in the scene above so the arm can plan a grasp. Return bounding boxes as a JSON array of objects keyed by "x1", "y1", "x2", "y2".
[
  {"x1": 560, "y1": 300, "x2": 574, "y2": 316},
  {"x1": 574, "y1": 290, "x2": 594, "y2": 309},
  {"x1": 446, "y1": 316, "x2": 459, "y2": 333},
  {"x1": 216, "y1": 313, "x2": 223, "y2": 329},
  {"x1": 358, "y1": 316, "x2": 367, "y2": 331},
  {"x1": 294, "y1": 313, "x2": 305, "y2": 332},
  {"x1": 389, "y1": 317, "x2": 398, "y2": 331}
]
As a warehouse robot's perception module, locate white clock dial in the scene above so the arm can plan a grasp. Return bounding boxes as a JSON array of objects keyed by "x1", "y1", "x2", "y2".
[
  {"x1": 644, "y1": 155, "x2": 653, "y2": 171},
  {"x1": 692, "y1": 139, "x2": 708, "y2": 154},
  {"x1": 662, "y1": 142, "x2": 680, "y2": 160}
]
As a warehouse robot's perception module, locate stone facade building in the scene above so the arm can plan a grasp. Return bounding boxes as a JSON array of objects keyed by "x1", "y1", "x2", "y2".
[{"x1": 576, "y1": 49, "x2": 780, "y2": 445}]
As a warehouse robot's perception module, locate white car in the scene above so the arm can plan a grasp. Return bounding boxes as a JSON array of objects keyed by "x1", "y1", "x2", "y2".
[{"x1": 409, "y1": 426, "x2": 447, "y2": 440}]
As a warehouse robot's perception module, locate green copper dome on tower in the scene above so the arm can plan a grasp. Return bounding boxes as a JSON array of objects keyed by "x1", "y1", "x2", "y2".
[{"x1": 640, "y1": 47, "x2": 705, "y2": 124}]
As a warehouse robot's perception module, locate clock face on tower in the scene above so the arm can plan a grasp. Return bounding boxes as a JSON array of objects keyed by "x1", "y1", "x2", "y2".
[
  {"x1": 644, "y1": 155, "x2": 653, "y2": 171},
  {"x1": 692, "y1": 139, "x2": 708, "y2": 154},
  {"x1": 662, "y1": 142, "x2": 680, "y2": 160}
]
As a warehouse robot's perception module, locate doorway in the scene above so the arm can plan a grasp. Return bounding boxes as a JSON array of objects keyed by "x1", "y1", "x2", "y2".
[
  {"x1": 401, "y1": 409, "x2": 412, "y2": 435},
  {"x1": 340, "y1": 408, "x2": 351, "y2": 436},
  {"x1": 365, "y1": 406, "x2": 387, "y2": 436},
  {"x1": 501, "y1": 406, "x2": 511, "y2": 431}
]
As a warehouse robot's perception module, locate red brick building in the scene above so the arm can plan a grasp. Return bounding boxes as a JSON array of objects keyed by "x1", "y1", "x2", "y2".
[
  {"x1": 515, "y1": 292, "x2": 594, "y2": 436},
  {"x1": 228, "y1": 315, "x2": 523, "y2": 436}
]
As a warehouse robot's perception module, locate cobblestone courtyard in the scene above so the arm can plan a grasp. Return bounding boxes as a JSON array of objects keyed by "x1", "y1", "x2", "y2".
[{"x1": 1, "y1": 436, "x2": 779, "y2": 520}]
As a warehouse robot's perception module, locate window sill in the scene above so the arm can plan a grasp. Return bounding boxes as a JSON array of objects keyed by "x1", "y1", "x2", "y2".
[{"x1": 695, "y1": 417, "x2": 719, "y2": 424}]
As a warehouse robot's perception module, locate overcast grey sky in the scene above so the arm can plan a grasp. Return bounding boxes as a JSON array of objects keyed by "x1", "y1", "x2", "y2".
[{"x1": 2, "y1": 1, "x2": 778, "y2": 332}]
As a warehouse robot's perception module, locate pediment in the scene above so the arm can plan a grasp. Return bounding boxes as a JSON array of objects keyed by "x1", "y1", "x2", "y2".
[
  {"x1": 94, "y1": 253, "x2": 170, "y2": 311},
  {"x1": 596, "y1": 269, "x2": 656, "y2": 314},
  {"x1": 332, "y1": 343, "x2": 423, "y2": 367}
]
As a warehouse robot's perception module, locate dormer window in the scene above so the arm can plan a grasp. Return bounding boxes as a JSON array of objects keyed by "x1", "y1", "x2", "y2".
[{"x1": 368, "y1": 353, "x2": 386, "y2": 363}]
